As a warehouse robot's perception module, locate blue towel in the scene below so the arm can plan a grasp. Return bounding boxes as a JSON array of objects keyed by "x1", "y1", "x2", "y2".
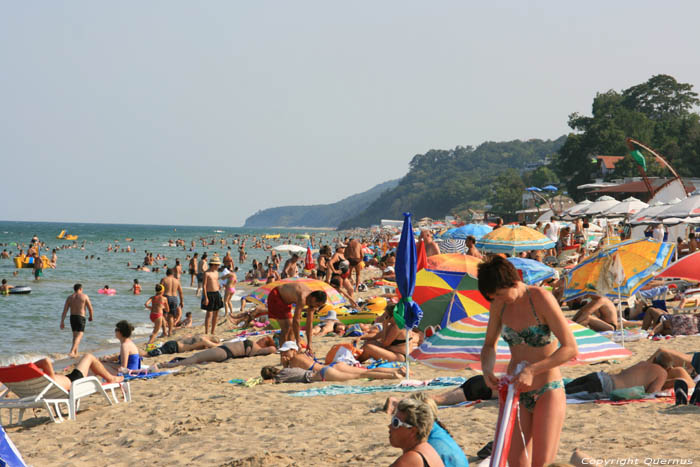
[
  {"x1": 289, "y1": 377, "x2": 466, "y2": 397},
  {"x1": 121, "y1": 371, "x2": 171, "y2": 381}
]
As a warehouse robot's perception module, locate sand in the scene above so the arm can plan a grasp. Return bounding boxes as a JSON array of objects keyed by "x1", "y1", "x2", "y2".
[{"x1": 4, "y1": 277, "x2": 700, "y2": 466}]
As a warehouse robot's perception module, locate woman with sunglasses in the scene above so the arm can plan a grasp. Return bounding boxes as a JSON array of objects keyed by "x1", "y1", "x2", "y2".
[
  {"x1": 478, "y1": 256, "x2": 577, "y2": 467},
  {"x1": 388, "y1": 398, "x2": 444, "y2": 467}
]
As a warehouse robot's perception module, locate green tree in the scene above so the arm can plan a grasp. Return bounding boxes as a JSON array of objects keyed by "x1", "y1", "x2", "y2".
[
  {"x1": 523, "y1": 166, "x2": 559, "y2": 188},
  {"x1": 489, "y1": 169, "x2": 526, "y2": 215}
]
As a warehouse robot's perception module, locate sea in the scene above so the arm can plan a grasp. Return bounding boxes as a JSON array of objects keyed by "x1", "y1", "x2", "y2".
[{"x1": 0, "y1": 221, "x2": 337, "y2": 366}]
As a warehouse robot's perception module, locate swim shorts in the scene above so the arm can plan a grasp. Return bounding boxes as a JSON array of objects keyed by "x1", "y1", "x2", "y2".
[
  {"x1": 197, "y1": 272, "x2": 204, "y2": 283},
  {"x1": 70, "y1": 315, "x2": 86, "y2": 333},
  {"x1": 201, "y1": 291, "x2": 223, "y2": 311},
  {"x1": 692, "y1": 352, "x2": 700, "y2": 375},
  {"x1": 66, "y1": 368, "x2": 85, "y2": 383},
  {"x1": 189, "y1": 268, "x2": 195, "y2": 275},
  {"x1": 34, "y1": 268, "x2": 43, "y2": 278},
  {"x1": 148, "y1": 340, "x2": 179, "y2": 357},
  {"x1": 460, "y1": 375, "x2": 492, "y2": 401},
  {"x1": 166, "y1": 296, "x2": 179, "y2": 314},
  {"x1": 267, "y1": 287, "x2": 292, "y2": 320},
  {"x1": 564, "y1": 371, "x2": 614, "y2": 395},
  {"x1": 347, "y1": 258, "x2": 361, "y2": 267}
]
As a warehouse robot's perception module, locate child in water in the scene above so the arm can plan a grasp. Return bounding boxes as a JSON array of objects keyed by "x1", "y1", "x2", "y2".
[
  {"x1": 145, "y1": 284, "x2": 170, "y2": 344},
  {"x1": 130, "y1": 279, "x2": 141, "y2": 295}
]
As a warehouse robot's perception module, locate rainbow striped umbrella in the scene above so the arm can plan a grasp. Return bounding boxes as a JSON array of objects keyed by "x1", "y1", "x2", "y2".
[
  {"x1": 475, "y1": 225, "x2": 555, "y2": 254},
  {"x1": 412, "y1": 268, "x2": 490, "y2": 331},
  {"x1": 245, "y1": 278, "x2": 346, "y2": 307},
  {"x1": 410, "y1": 313, "x2": 632, "y2": 372},
  {"x1": 563, "y1": 239, "x2": 676, "y2": 301}
]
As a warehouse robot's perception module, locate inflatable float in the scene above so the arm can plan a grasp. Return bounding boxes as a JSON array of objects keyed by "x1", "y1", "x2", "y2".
[
  {"x1": 262, "y1": 234, "x2": 280, "y2": 240},
  {"x1": 13, "y1": 255, "x2": 51, "y2": 269},
  {"x1": 56, "y1": 230, "x2": 78, "y2": 241},
  {"x1": 98, "y1": 288, "x2": 117, "y2": 295},
  {"x1": 5, "y1": 286, "x2": 31, "y2": 295},
  {"x1": 267, "y1": 304, "x2": 382, "y2": 330}
]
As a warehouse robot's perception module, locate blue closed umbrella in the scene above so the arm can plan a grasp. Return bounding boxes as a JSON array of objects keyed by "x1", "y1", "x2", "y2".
[
  {"x1": 394, "y1": 212, "x2": 423, "y2": 379},
  {"x1": 440, "y1": 224, "x2": 493, "y2": 240},
  {"x1": 507, "y1": 257, "x2": 556, "y2": 284}
]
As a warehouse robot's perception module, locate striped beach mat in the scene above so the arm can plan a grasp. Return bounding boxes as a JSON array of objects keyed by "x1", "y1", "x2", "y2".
[{"x1": 410, "y1": 313, "x2": 633, "y2": 372}]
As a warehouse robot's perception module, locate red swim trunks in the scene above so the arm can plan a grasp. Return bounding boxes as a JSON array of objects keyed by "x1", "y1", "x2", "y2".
[{"x1": 267, "y1": 288, "x2": 293, "y2": 320}]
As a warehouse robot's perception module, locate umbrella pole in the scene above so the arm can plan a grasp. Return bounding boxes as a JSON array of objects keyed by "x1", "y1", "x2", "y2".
[
  {"x1": 618, "y1": 289, "x2": 624, "y2": 348},
  {"x1": 406, "y1": 336, "x2": 410, "y2": 380}
]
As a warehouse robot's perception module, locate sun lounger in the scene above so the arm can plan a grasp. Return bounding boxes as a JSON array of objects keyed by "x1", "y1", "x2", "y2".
[{"x1": 0, "y1": 362, "x2": 131, "y2": 424}]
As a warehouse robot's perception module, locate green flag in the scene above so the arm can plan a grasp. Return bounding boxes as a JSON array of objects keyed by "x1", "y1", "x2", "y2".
[{"x1": 630, "y1": 149, "x2": 646, "y2": 171}]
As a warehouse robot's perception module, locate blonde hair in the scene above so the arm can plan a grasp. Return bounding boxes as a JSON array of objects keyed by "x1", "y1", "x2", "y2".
[{"x1": 396, "y1": 398, "x2": 434, "y2": 441}]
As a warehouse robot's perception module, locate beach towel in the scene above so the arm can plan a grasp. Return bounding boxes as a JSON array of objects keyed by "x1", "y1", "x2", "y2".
[
  {"x1": 438, "y1": 400, "x2": 481, "y2": 410},
  {"x1": 288, "y1": 377, "x2": 466, "y2": 397},
  {"x1": 228, "y1": 376, "x2": 263, "y2": 387},
  {"x1": 120, "y1": 370, "x2": 174, "y2": 381}
]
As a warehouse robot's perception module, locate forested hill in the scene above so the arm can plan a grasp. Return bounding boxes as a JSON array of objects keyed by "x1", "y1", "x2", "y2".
[
  {"x1": 337, "y1": 137, "x2": 566, "y2": 229},
  {"x1": 243, "y1": 179, "x2": 400, "y2": 228}
]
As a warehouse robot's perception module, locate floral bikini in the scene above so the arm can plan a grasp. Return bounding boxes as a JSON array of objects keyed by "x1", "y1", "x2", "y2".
[{"x1": 500, "y1": 288, "x2": 563, "y2": 411}]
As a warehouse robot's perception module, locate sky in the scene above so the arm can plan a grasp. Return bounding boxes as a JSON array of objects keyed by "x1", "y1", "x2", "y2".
[{"x1": 2, "y1": 1, "x2": 700, "y2": 226}]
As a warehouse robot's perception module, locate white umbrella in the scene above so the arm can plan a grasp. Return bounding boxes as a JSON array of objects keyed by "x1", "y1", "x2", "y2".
[
  {"x1": 579, "y1": 196, "x2": 620, "y2": 217},
  {"x1": 562, "y1": 199, "x2": 592, "y2": 218},
  {"x1": 629, "y1": 200, "x2": 672, "y2": 225},
  {"x1": 272, "y1": 244, "x2": 307, "y2": 254},
  {"x1": 600, "y1": 197, "x2": 648, "y2": 218},
  {"x1": 657, "y1": 193, "x2": 700, "y2": 219}
]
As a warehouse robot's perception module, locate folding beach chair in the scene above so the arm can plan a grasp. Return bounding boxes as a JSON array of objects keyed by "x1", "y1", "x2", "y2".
[{"x1": 0, "y1": 362, "x2": 131, "y2": 424}]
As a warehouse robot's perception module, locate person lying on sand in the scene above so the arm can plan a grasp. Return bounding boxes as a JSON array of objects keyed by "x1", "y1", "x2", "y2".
[
  {"x1": 384, "y1": 375, "x2": 495, "y2": 414},
  {"x1": 275, "y1": 341, "x2": 404, "y2": 381},
  {"x1": 34, "y1": 354, "x2": 123, "y2": 392},
  {"x1": 175, "y1": 312, "x2": 193, "y2": 328},
  {"x1": 154, "y1": 335, "x2": 278, "y2": 369},
  {"x1": 564, "y1": 361, "x2": 695, "y2": 396},
  {"x1": 146, "y1": 334, "x2": 222, "y2": 357},
  {"x1": 647, "y1": 347, "x2": 700, "y2": 378},
  {"x1": 343, "y1": 322, "x2": 383, "y2": 339}
]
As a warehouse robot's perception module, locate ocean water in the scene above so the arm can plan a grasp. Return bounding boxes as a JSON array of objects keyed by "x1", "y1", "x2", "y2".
[{"x1": 0, "y1": 221, "x2": 336, "y2": 365}]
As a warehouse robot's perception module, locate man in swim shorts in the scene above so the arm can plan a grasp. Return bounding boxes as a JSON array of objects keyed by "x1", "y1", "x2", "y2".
[
  {"x1": 146, "y1": 334, "x2": 221, "y2": 357},
  {"x1": 189, "y1": 253, "x2": 198, "y2": 287},
  {"x1": 201, "y1": 255, "x2": 223, "y2": 334},
  {"x1": 196, "y1": 252, "x2": 208, "y2": 296},
  {"x1": 345, "y1": 238, "x2": 363, "y2": 292},
  {"x1": 266, "y1": 282, "x2": 327, "y2": 354},
  {"x1": 161, "y1": 268, "x2": 184, "y2": 337},
  {"x1": 565, "y1": 361, "x2": 669, "y2": 395},
  {"x1": 60, "y1": 284, "x2": 94, "y2": 358}
]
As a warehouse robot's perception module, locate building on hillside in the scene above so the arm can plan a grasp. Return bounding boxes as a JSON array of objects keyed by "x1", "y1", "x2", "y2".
[{"x1": 595, "y1": 155, "x2": 625, "y2": 177}]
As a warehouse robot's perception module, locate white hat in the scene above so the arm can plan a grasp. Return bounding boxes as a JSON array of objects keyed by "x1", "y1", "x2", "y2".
[
  {"x1": 320, "y1": 310, "x2": 338, "y2": 322},
  {"x1": 279, "y1": 341, "x2": 299, "y2": 352}
]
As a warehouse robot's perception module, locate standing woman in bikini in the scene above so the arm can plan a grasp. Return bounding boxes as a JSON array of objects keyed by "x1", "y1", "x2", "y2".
[{"x1": 478, "y1": 256, "x2": 577, "y2": 467}]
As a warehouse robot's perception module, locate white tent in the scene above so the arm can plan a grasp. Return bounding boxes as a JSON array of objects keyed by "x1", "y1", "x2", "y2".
[
  {"x1": 600, "y1": 197, "x2": 648, "y2": 218},
  {"x1": 579, "y1": 196, "x2": 620, "y2": 217}
]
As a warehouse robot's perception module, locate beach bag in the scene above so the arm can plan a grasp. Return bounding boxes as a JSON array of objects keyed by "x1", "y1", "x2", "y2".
[
  {"x1": 610, "y1": 386, "x2": 647, "y2": 401},
  {"x1": 669, "y1": 314, "x2": 698, "y2": 336}
]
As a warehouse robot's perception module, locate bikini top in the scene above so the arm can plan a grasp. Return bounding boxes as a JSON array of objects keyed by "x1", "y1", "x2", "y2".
[{"x1": 500, "y1": 289, "x2": 554, "y2": 348}]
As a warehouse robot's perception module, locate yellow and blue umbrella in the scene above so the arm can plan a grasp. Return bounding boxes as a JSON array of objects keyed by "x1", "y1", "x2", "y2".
[
  {"x1": 563, "y1": 238, "x2": 676, "y2": 301},
  {"x1": 475, "y1": 225, "x2": 555, "y2": 254}
]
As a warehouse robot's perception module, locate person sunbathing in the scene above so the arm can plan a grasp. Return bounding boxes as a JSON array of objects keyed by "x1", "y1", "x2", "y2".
[
  {"x1": 564, "y1": 361, "x2": 694, "y2": 396},
  {"x1": 647, "y1": 347, "x2": 700, "y2": 378},
  {"x1": 277, "y1": 341, "x2": 404, "y2": 380},
  {"x1": 34, "y1": 354, "x2": 123, "y2": 392},
  {"x1": 385, "y1": 375, "x2": 495, "y2": 415},
  {"x1": 155, "y1": 335, "x2": 278, "y2": 369},
  {"x1": 343, "y1": 322, "x2": 383, "y2": 339},
  {"x1": 356, "y1": 314, "x2": 419, "y2": 362},
  {"x1": 312, "y1": 320, "x2": 345, "y2": 337},
  {"x1": 146, "y1": 334, "x2": 222, "y2": 357},
  {"x1": 571, "y1": 294, "x2": 618, "y2": 332}
]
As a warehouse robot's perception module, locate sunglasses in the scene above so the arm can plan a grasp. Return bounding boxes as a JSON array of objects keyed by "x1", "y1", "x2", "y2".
[{"x1": 390, "y1": 416, "x2": 413, "y2": 430}]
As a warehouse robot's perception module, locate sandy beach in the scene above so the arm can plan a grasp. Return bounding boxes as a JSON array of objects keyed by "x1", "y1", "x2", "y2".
[{"x1": 4, "y1": 273, "x2": 700, "y2": 466}]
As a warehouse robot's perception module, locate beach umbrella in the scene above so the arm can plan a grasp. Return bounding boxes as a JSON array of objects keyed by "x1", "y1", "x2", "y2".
[
  {"x1": 629, "y1": 201, "x2": 673, "y2": 225},
  {"x1": 412, "y1": 268, "x2": 490, "y2": 331},
  {"x1": 475, "y1": 225, "x2": 555, "y2": 254},
  {"x1": 440, "y1": 224, "x2": 493, "y2": 240},
  {"x1": 426, "y1": 253, "x2": 481, "y2": 275},
  {"x1": 438, "y1": 238, "x2": 467, "y2": 254},
  {"x1": 656, "y1": 251, "x2": 700, "y2": 282},
  {"x1": 0, "y1": 425, "x2": 27, "y2": 467},
  {"x1": 526, "y1": 187, "x2": 542, "y2": 192},
  {"x1": 563, "y1": 238, "x2": 676, "y2": 301},
  {"x1": 394, "y1": 212, "x2": 423, "y2": 379},
  {"x1": 409, "y1": 313, "x2": 632, "y2": 372},
  {"x1": 579, "y1": 195, "x2": 620, "y2": 217},
  {"x1": 506, "y1": 257, "x2": 555, "y2": 285},
  {"x1": 657, "y1": 192, "x2": 700, "y2": 219},
  {"x1": 542, "y1": 185, "x2": 558, "y2": 192},
  {"x1": 562, "y1": 199, "x2": 593, "y2": 218},
  {"x1": 244, "y1": 278, "x2": 346, "y2": 307},
  {"x1": 272, "y1": 244, "x2": 307, "y2": 254},
  {"x1": 600, "y1": 197, "x2": 648, "y2": 218}
]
